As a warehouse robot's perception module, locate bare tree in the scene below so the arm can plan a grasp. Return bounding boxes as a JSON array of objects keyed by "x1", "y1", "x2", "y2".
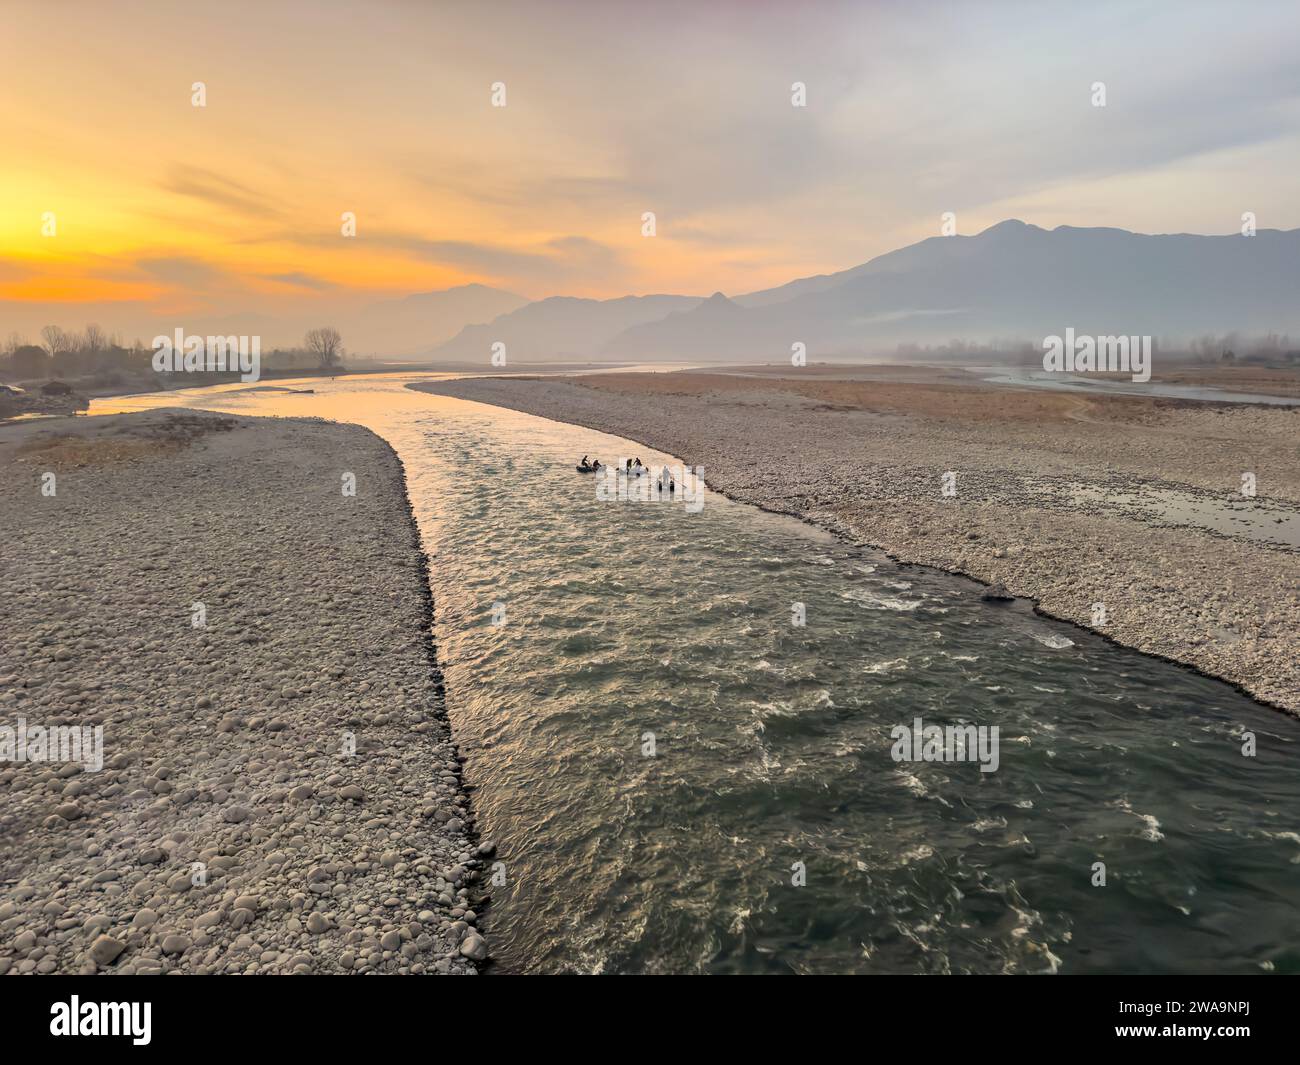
[
  {"x1": 83, "y1": 323, "x2": 107, "y2": 354},
  {"x1": 2, "y1": 332, "x2": 25, "y2": 357},
  {"x1": 40, "y1": 325, "x2": 68, "y2": 359},
  {"x1": 304, "y1": 327, "x2": 344, "y2": 369}
]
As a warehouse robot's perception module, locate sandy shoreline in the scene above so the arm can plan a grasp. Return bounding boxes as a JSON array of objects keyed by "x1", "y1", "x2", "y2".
[
  {"x1": 0, "y1": 408, "x2": 488, "y2": 974},
  {"x1": 414, "y1": 371, "x2": 1300, "y2": 714}
]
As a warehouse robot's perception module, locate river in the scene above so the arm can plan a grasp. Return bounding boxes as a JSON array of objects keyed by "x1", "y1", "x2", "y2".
[{"x1": 92, "y1": 374, "x2": 1300, "y2": 974}]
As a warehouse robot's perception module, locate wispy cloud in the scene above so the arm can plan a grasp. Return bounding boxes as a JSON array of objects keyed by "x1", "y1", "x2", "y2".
[
  {"x1": 264, "y1": 271, "x2": 336, "y2": 290},
  {"x1": 159, "y1": 167, "x2": 284, "y2": 220},
  {"x1": 134, "y1": 256, "x2": 231, "y2": 287}
]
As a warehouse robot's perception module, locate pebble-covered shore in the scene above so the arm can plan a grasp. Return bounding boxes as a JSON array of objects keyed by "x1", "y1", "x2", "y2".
[
  {"x1": 0, "y1": 409, "x2": 489, "y2": 974},
  {"x1": 415, "y1": 373, "x2": 1300, "y2": 714}
]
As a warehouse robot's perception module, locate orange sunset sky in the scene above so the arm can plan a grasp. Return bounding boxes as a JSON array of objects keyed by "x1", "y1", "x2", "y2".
[{"x1": 2, "y1": 0, "x2": 1298, "y2": 344}]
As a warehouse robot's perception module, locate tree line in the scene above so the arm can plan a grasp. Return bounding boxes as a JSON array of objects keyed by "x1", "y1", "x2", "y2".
[{"x1": 1, "y1": 326, "x2": 346, "y2": 381}]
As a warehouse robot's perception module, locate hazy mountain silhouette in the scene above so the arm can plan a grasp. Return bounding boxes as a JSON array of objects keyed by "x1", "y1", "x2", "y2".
[
  {"x1": 429, "y1": 294, "x2": 703, "y2": 363},
  {"x1": 352, "y1": 283, "x2": 528, "y2": 357},
  {"x1": 603, "y1": 221, "x2": 1300, "y2": 359},
  {"x1": 415, "y1": 222, "x2": 1298, "y2": 363},
  {"x1": 600, "y1": 292, "x2": 754, "y2": 360}
]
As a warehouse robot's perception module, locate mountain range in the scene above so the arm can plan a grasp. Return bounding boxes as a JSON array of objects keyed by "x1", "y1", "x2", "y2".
[
  {"x1": 421, "y1": 221, "x2": 1300, "y2": 363},
  {"x1": 602, "y1": 221, "x2": 1300, "y2": 361}
]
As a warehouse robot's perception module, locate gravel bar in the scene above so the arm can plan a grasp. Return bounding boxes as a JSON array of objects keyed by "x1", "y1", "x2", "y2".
[{"x1": 0, "y1": 409, "x2": 490, "y2": 975}]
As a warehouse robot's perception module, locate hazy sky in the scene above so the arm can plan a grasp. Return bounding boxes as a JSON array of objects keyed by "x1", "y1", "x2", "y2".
[{"x1": 2, "y1": 0, "x2": 1298, "y2": 334}]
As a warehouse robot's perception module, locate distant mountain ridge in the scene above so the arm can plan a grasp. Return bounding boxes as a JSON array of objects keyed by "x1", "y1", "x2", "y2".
[
  {"x1": 425, "y1": 221, "x2": 1300, "y2": 363},
  {"x1": 427, "y1": 293, "x2": 704, "y2": 362},
  {"x1": 352, "y1": 283, "x2": 528, "y2": 356},
  {"x1": 602, "y1": 221, "x2": 1300, "y2": 360}
]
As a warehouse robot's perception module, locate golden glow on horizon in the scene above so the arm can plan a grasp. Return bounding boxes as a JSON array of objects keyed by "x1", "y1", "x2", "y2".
[{"x1": 0, "y1": 277, "x2": 164, "y2": 303}]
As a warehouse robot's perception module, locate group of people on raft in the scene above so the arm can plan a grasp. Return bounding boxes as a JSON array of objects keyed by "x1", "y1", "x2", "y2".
[{"x1": 577, "y1": 455, "x2": 676, "y2": 491}]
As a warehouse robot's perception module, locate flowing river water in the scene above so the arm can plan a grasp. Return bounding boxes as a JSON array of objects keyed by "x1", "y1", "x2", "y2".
[{"x1": 93, "y1": 374, "x2": 1300, "y2": 974}]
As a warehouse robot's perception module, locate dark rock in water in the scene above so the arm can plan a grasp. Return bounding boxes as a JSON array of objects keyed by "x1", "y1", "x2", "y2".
[{"x1": 982, "y1": 583, "x2": 1014, "y2": 602}]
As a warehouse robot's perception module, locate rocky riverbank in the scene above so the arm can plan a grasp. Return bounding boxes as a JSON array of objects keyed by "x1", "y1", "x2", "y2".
[
  {"x1": 0, "y1": 408, "x2": 488, "y2": 974},
  {"x1": 413, "y1": 371, "x2": 1300, "y2": 714}
]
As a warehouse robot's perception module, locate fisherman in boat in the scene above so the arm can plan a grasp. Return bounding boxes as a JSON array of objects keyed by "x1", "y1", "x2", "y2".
[{"x1": 580, "y1": 455, "x2": 590, "y2": 468}]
